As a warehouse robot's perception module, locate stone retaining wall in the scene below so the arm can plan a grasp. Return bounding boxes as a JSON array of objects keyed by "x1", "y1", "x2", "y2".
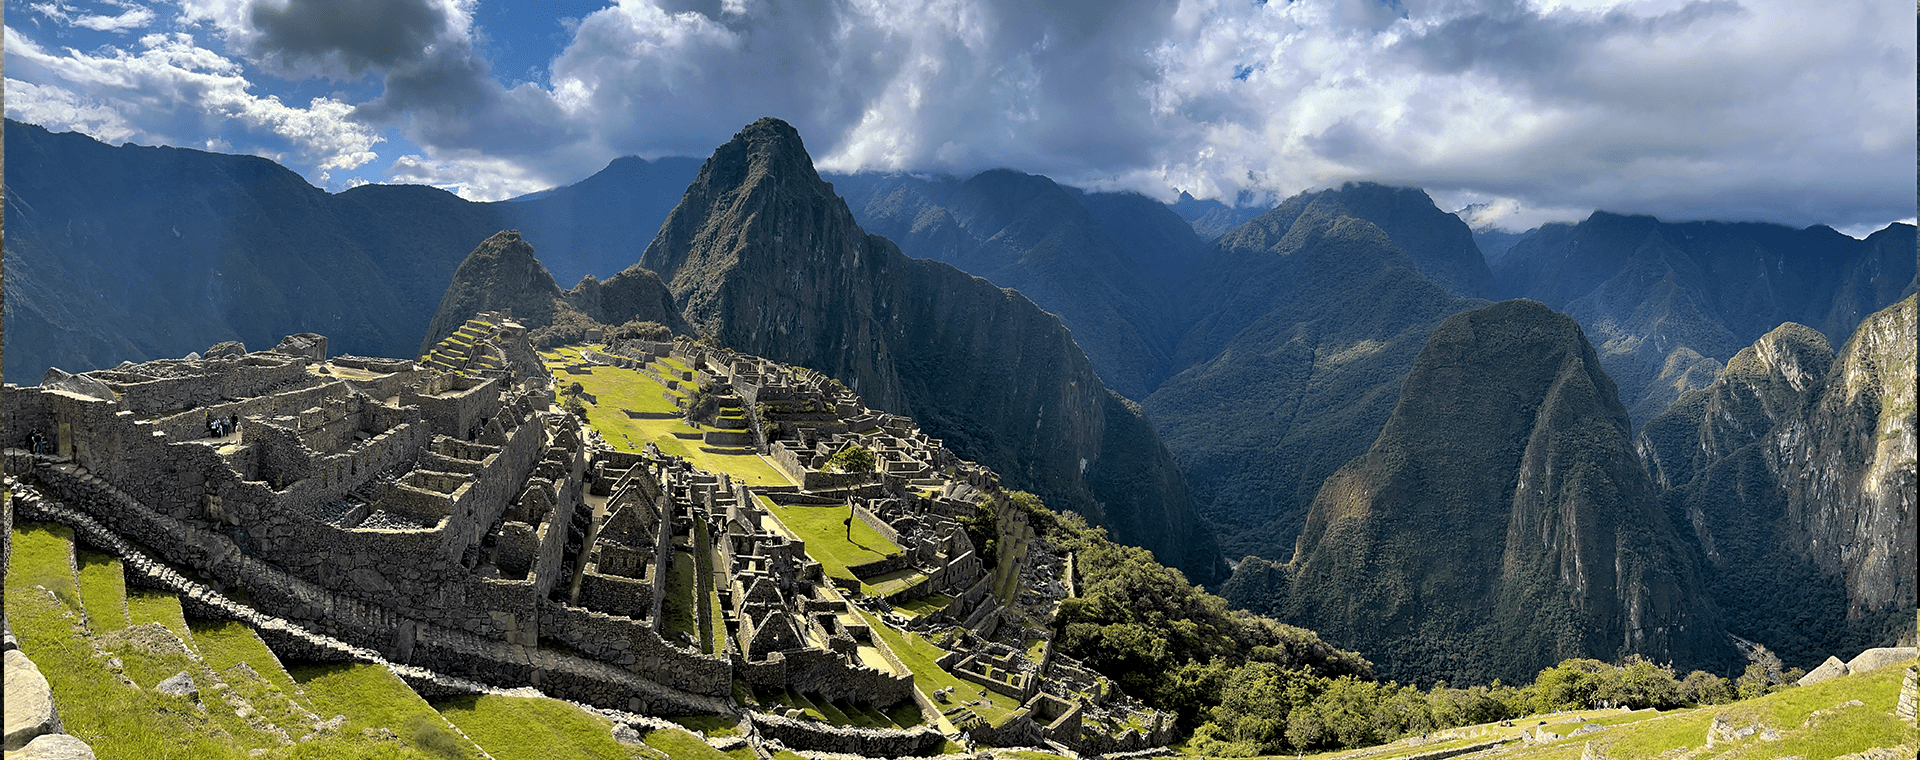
[
  {"x1": 747, "y1": 711, "x2": 945, "y2": 758},
  {"x1": 535, "y1": 599, "x2": 731, "y2": 697}
]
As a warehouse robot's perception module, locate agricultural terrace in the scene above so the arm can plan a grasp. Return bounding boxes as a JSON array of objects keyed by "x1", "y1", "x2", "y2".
[
  {"x1": 539, "y1": 346, "x2": 792, "y2": 488},
  {"x1": 852, "y1": 607, "x2": 1017, "y2": 727},
  {"x1": 754, "y1": 496, "x2": 909, "y2": 595}
]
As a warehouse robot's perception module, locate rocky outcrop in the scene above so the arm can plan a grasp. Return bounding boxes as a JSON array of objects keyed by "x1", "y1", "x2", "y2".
[
  {"x1": 636, "y1": 118, "x2": 1224, "y2": 582},
  {"x1": 1637, "y1": 296, "x2": 1916, "y2": 668},
  {"x1": 5, "y1": 649, "x2": 63, "y2": 750},
  {"x1": 1223, "y1": 300, "x2": 1729, "y2": 685},
  {"x1": 421, "y1": 230, "x2": 688, "y2": 351}
]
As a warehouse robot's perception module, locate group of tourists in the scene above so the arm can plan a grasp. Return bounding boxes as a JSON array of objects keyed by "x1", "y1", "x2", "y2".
[{"x1": 206, "y1": 413, "x2": 241, "y2": 439}]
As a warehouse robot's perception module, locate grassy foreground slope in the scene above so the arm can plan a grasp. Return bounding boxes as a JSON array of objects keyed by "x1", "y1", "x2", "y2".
[{"x1": 1256, "y1": 656, "x2": 1916, "y2": 760}]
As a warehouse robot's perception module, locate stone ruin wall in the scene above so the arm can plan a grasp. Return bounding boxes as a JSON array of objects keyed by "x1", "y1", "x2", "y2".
[
  {"x1": 402, "y1": 374, "x2": 503, "y2": 441},
  {"x1": 534, "y1": 597, "x2": 731, "y2": 696},
  {"x1": 89, "y1": 354, "x2": 316, "y2": 418},
  {"x1": 8, "y1": 377, "x2": 580, "y2": 644},
  {"x1": 577, "y1": 570, "x2": 653, "y2": 619},
  {"x1": 747, "y1": 711, "x2": 945, "y2": 759}
]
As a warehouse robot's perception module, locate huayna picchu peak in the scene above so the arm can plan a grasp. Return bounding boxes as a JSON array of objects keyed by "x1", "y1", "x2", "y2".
[{"x1": 614, "y1": 117, "x2": 1228, "y2": 585}]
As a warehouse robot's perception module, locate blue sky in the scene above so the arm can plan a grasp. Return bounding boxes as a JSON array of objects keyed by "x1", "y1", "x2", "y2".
[{"x1": 5, "y1": 0, "x2": 1915, "y2": 234}]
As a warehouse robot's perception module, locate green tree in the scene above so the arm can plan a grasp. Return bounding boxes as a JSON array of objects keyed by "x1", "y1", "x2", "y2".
[
  {"x1": 1680, "y1": 670, "x2": 1735, "y2": 705},
  {"x1": 1533, "y1": 659, "x2": 1610, "y2": 712},
  {"x1": 1736, "y1": 663, "x2": 1773, "y2": 700},
  {"x1": 827, "y1": 444, "x2": 877, "y2": 474},
  {"x1": 1600, "y1": 655, "x2": 1683, "y2": 710}
]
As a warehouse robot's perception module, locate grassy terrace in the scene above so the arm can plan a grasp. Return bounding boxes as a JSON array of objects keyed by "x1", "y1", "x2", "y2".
[
  {"x1": 662, "y1": 548, "x2": 699, "y2": 644},
  {"x1": 748, "y1": 684, "x2": 924, "y2": 731},
  {"x1": 756, "y1": 497, "x2": 904, "y2": 593},
  {"x1": 693, "y1": 517, "x2": 729, "y2": 656},
  {"x1": 434, "y1": 694, "x2": 652, "y2": 760},
  {"x1": 76, "y1": 550, "x2": 133, "y2": 628},
  {"x1": 7, "y1": 522, "x2": 471, "y2": 759},
  {"x1": 852, "y1": 607, "x2": 1014, "y2": 726},
  {"x1": 642, "y1": 726, "x2": 757, "y2": 760},
  {"x1": 894, "y1": 594, "x2": 954, "y2": 619},
  {"x1": 1194, "y1": 657, "x2": 1920, "y2": 760},
  {"x1": 539, "y1": 346, "x2": 792, "y2": 488}
]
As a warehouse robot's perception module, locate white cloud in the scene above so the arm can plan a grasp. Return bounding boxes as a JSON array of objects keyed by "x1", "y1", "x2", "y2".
[
  {"x1": 386, "y1": 152, "x2": 550, "y2": 201},
  {"x1": 29, "y1": 1, "x2": 156, "y2": 33},
  {"x1": 3, "y1": 25, "x2": 385, "y2": 177},
  {"x1": 14, "y1": 0, "x2": 1911, "y2": 228},
  {"x1": 3, "y1": 77, "x2": 140, "y2": 143}
]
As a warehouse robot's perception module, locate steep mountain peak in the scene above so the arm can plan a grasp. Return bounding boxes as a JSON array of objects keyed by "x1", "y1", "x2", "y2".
[
  {"x1": 1219, "y1": 182, "x2": 1494, "y2": 299},
  {"x1": 639, "y1": 117, "x2": 872, "y2": 342},
  {"x1": 631, "y1": 118, "x2": 1225, "y2": 582},
  {"x1": 1634, "y1": 297, "x2": 1914, "y2": 667},
  {"x1": 709, "y1": 117, "x2": 824, "y2": 191},
  {"x1": 1224, "y1": 298, "x2": 1726, "y2": 685},
  {"x1": 419, "y1": 230, "x2": 567, "y2": 352}
]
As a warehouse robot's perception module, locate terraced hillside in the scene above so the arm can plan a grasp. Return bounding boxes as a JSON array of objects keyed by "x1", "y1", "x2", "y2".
[{"x1": 1, "y1": 518, "x2": 760, "y2": 760}]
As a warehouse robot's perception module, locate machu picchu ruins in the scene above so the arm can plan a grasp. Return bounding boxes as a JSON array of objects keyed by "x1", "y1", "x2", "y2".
[{"x1": 3, "y1": 311, "x2": 1175, "y2": 758}]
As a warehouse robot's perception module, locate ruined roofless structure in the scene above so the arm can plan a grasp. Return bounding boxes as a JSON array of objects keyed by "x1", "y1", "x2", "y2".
[{"x1": 4, "y1": 316, "x2": 1175, "y2": 754}]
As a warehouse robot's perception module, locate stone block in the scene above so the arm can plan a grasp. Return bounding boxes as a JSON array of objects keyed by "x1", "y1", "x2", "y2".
[
  {"x1": 10, "y1": 733, "x2": 99, "y2": 759},
  {"x1": 5, "y1": 650, "x2": 63, "y2": 750},
  {"x1": 156, "y1": 672, "x2": 198, "y2": 699}
]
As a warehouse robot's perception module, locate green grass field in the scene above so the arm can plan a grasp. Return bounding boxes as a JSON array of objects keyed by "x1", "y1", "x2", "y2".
[
  {"x1": 641, "y1": 726, "x2": 737, "y2": 760},
  {"x1": 188, "y1": 619, "x2": 310, "y2": 702},
  {"x1": 6, "y1": 523, "x2": 452, "y2": 760},
  {"x1": 540, "y1": 346, "x2": 792, "y2": 488},
  {"x1": 434, "y1": 694, "x2": 650, "y2": 760},
  {"x1": 1227, "y1": 658, "x2": 1920, "y2": 760},
  {"x1": 8, "y1": 522, "x2": 80, "y2": 607},
  {"x1": 760, "y1": 501, "x2": 903, "y2": 591},
  {"x1": 76, "y1": 550, "x2": 132, "y2": 629},
  {"x1": 126, "y1": 587, "x2": 196, "y2": 645},
  {"x1": 894, "y1": 594, "x2": 954, "y2": 618},
  {"x1": 292, "y1": 662, "x2": 487, "y2": 759}
]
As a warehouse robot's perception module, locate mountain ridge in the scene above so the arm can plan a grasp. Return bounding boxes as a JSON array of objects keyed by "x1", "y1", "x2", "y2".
[{"x1": 1222, "y1": 299, "x2": 1732, "y2": 685}]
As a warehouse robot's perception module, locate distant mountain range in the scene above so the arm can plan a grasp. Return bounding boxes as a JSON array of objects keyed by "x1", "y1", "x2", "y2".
[
  {"x1": 1491, "y1": 213, "x2": 1916, "y2": 424},
  {"x1": 2, "y1": 119, "x2": 699, "y2": 383},
  {"x1": 7, "y1": 115, "x2": 1911, "y2": 684}
]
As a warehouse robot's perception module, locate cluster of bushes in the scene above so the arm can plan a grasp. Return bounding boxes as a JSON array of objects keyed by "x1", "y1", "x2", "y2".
[{"x1": 992, "y1": 490, "x2": 1794, "y2": 756}]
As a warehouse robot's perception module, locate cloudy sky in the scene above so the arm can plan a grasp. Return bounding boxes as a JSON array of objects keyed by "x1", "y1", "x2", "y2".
[{"x1": 6, "y1": 0, "x2": 1914, "y2": 233}]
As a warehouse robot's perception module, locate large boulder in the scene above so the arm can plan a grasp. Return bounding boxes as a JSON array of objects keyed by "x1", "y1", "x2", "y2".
[
  {"x1": 155, "y1": 671, "x2": 198, "y2": 699},
  {"x1": 1846, "y1": 647, "x2": 1918, "y2": 674},
  {"x1": 1799, "y1": 655, "x2": 1851, "y2": 686},
  {"x1": 272, "y1": 333, "x2": 329, "y2": 362},
  {"x1": 11, "y1": 733, "x2": 98, "y2": 759},
  {"x1": 203, "y1": 341, "x2": 247, "y2": 360},
  {"x1": 4, "y1": 649, "x2": 63, "y2": 750},
  {"x1": 38, "y1": 369, "x2": 115, "y2": 402}
]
